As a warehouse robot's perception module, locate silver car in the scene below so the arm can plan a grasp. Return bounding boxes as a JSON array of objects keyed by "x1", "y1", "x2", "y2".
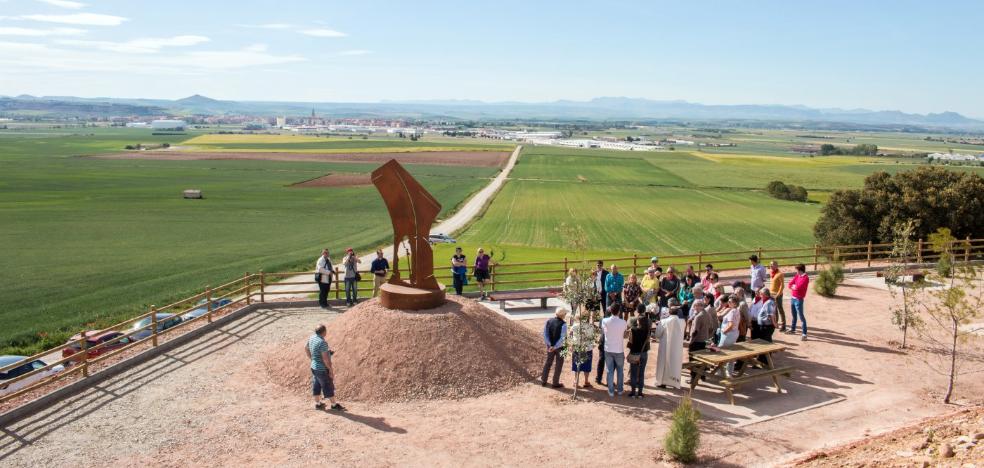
[{"x1": 0, "y1": 355, "x2": 65, "y2": 396}]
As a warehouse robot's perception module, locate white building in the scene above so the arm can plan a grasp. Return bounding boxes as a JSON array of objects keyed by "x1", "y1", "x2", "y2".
[
  {"x1": 151, "y1": 119, "x2": 187, "y2": 130},
  {"x1": 928, "y1": 152, "x2": 983, "y2": 162},
  {"x1": 126, "y1": 122, "x2": 150, "y2": 128},
  {"x1": 275, "y1": 116, "x2": 286, "y2": 128}
]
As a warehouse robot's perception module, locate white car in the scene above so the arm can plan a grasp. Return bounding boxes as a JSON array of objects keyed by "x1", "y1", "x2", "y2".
[
  {"x1": 0, "y1": 355, "x2": 65, "y2": 396},
  {"x1": 428, "y1": 233, "x2": 456, "y2": 244}
]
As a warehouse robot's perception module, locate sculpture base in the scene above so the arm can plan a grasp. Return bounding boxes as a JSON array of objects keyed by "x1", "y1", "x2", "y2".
[{"x1": 379, "y1": 282, "x2": 447, "y2": 310}]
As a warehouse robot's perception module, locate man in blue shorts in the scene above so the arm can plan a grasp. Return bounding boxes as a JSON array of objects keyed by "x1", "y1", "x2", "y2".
[{"x1": 306, "y1": 324, "x2": 345, "y2": 411}]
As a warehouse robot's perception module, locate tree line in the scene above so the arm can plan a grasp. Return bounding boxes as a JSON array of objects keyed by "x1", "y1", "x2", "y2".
[{"x1": 819, "y1": 143, "x2": 878, "y2": 156}]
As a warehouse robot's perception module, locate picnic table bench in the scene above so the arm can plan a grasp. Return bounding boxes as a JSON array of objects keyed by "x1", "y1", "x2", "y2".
[
  {"x1": 487, "y1": 289, "x2": 559, "y2": 311},
  {"x1": 689, "y1": 339, "x2": 794, "y2": 405}
]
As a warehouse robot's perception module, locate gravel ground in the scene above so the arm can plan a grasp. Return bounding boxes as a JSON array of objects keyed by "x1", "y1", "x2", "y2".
[{"x1": 1, "y1": 280, "x2": 982, "y2": 467}]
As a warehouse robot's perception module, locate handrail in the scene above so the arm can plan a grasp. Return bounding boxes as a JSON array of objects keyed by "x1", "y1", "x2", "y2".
[{"x1": 3, "y1": 237, "x2": 982, "y2": 409}]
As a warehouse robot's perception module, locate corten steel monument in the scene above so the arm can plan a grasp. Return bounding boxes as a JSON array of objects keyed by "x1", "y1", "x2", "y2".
[{"x1": 371, "y1": 159, "x2": 447, "y2": 309}]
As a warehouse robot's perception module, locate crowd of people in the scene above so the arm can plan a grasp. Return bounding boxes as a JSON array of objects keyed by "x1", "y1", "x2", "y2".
[{"x1": 542, "y1": 255, "x2": 810, "y2": 397}]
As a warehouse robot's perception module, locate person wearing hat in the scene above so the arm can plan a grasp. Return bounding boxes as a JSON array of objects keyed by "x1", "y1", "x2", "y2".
[{"x1": 343, "y1": 248, "x2": 362, "y2": 306}]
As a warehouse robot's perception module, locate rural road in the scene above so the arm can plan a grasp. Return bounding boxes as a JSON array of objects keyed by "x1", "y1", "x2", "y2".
[{"x1": 264, "y1": 145, "x2": 522, "y2": 297}]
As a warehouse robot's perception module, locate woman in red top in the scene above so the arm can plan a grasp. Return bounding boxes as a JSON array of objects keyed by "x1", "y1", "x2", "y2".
[{"x1": 787, "y1": 263, "x2": 810, "y2": 340}]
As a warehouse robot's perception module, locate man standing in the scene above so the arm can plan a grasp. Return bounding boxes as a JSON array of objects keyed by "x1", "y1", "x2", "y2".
[
  {"x1": 653, "y1": 305, "x2": 685, "y2": 389},
  {"x1": 788, "y1": 263, "x2": 810, "y2": 340},
  {"x1": 601, "y1": 305, "x2": 628, "y2": 397},
  {"x1": 305, "y1": 324, "x2": 344, "y2": 411},
  {"x1": 315, "y1": 249, "x2": 335, "y2": 309},
  {"x1": 769, "y1": 261, "x2": 787, "y2": 332},
  {"x1": 748, "y1": 255, "x2": 768, "y2": 296},
  {"x1": 593, "y1": 261, "x2": 610, "y2": 312},
  {"x1": 541, "y1": 308, "x2": 568, "y2": 388},
  {"x1": 343, "y1": 248, "x2": 362, "y2": 306},
  {"x1": 370, "y1": 250, "x2": 389, "y2": 298},
  {"x1": 604, "y1": 264, "x2": 624, "y2": 307}
]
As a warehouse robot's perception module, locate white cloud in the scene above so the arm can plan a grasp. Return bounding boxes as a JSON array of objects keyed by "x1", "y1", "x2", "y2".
[
  {"x1": 0, "y1": 41, "x2": 305, "y2": 72},
  {"x1": 0, "y1": 26, "x2": 86, "y2": 36},
  {"x1": 56, "y1": 35, "x2": 209, "y2": 53},
  {"x1": 238, "y1": 23, "x2": 294, "y2": 29},
  {"x1": 35, "y1": 0, "x2": 87, "y2": 9},
  {"x1": 300, "y1": 28, "x2": 346, "y2": 38},
  {"x1": 19, "y1": 13, "x2": 127, "y2": 26},
  {"x1": 338, "y1": 49, "x2": 370, "y2": 56}
]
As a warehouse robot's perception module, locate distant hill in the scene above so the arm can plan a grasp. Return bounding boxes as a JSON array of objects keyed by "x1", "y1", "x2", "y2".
[{"x1": 0, "y1": 94, "x2": 981, "y2": 129}]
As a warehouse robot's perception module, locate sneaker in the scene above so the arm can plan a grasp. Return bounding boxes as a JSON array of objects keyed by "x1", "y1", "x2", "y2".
[
  {"x1": 551, "y1": 383, "x2": 564, "y2": 389},
  {"x1": 801, "y1": 335, "x2": 808, "y2": 341},
  {"x1": 315, "y1": 402, "x2": 325, "y2": 410},
  {"x1": 540, "y1": 381, "x2": 547, "y2": 387},
  {"x1": 582, "y1": 381, "x2": 593, "y2": 388},
  {"x1": 330, "y1": 403, "x2": 346, "y2": 411},
  {"x1": 628, "y1": 390, "x2": 636, "y2": 397},
  {"x1": 608, "y1": 391, "x2": 615, "y2": 398},
  {"x1": 637, "y1": 393, "x2": 644, "y2": 399}
]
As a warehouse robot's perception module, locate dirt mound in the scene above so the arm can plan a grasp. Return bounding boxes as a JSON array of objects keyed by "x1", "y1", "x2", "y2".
[
  {"x1": 257, "y1": 295, "x2": 544, "y2": 402},
  {"x1": 290, "y1": 173, "x2": 372, "y2": 188}
]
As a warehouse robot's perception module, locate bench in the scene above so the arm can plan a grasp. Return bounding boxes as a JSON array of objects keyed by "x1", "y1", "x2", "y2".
[
  {"x1": 719, "y1": 366, "x2": 795, "y2": 405},
  {"x1": 488, "y1": 289, "x2": 559, "y2": 311},
  {"x1": 877, "y1": 269, "x2": 925, "y2": 283}
]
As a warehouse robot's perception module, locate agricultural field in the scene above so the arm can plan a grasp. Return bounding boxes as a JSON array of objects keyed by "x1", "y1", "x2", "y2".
[
  {"x1": 433, "y1": 144, "x2": 981, "y2": 270},
  {"x1": 181, "y1": 133, "x2": 512, "y2": 153},
  {"x1": 0, "y1": 127, "x2": 505, "y2": 354}
]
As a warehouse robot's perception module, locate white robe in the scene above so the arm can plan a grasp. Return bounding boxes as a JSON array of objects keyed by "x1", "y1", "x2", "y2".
[{"x1": 654, "y1": 315, "x2": 685, "y2": 388}]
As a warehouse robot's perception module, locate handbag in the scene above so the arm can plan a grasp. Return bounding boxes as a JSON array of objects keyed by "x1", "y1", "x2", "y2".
[
  {"x1": 627, "y1": 353, "x2": 641, "y2": 364},
  {"x1": 355, "y1": 272, "x2": 362, "y2": 282},
  {"x1": 314, "y1": 273, "x2": 322, "y2": 283}
]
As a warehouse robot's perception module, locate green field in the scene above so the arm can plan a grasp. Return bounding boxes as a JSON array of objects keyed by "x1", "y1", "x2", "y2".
[{"x1": 0, "y1": 128, "x2": 501, "y2": 354}]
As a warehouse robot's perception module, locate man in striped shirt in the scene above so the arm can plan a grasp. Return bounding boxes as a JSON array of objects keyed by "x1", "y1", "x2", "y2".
[{"x1": 306, "y1": 324, "x2": 344, "y2": 411}]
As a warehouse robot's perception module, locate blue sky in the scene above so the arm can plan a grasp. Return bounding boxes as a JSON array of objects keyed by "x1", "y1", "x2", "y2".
[{"x1": 0, "y1": 0, "x2": 982, "y2": 116}]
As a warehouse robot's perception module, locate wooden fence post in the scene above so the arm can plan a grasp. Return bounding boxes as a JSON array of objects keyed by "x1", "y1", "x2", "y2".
[
  {"x1": 916, "y1": 239, "x2": 923, "y2": 263},
  {"x1": 244, "y1": 272, "x2": 251, "y2": 305},
  {"x1": 813, "y1": 245, "x2": 819, "y2": 271},
  {"x1": 491, "y1": 264, "x2": 497, "y2": 292},
  {"x1": 965, "y1": 236, "x2": 971, "y2": 262},
  {"x1": 563, "y1": 257, "x2": 568, "y2": 282},
  {"x1": 866, "y1": 241, "x2": 873, "y2": 267},
  {"x1": 697, "y1": 251, "x2": 703, "y2": 268},
  {"x1": 205, "y1": 286, "x2": 212, "y2": 323},
  {"x1": 757, "y1": 247, "x2": 763, "y2": 263},
  {"x1": 79, "y1": 335, "x2": 89, "y2": 378},
  {"x1": 150, "y1": 305, "x2": 158, "y2": 347},
  {"x1": 633, "y1": 254, "x2": 638, "y2": 275},
  {"x1": 335, "y1": 267, "x2": 341, "y2": 300},
  {"x1": 259, "y1": 270, "x2": 266, "y2": 303}
]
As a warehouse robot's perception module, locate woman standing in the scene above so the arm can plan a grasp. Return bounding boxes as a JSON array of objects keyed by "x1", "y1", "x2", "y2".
[
  {"x1": 343, "y1": 248, "x2": 362, "y2": 307},
  {"x1": 717, "y1": 296, "x2": 741, "y2": 377},
  {"x1": 451, "y1": 247, "x2": 467, "y2": 295},
  {"x1": 569, "y1": 309, "x2": 597, "y2": 388},
  {"x1": 788, "y1": 263, "x2": 810, "y2": 340},
  {"x1": 622, "y1": 273, "x2": 644, "y2": 314},
  {"x1": 627, "y1": 304, "x2": 651, "y2": 398},
  {"x1": 473, "y1": 248, "x2": 492, "y2": 300}
]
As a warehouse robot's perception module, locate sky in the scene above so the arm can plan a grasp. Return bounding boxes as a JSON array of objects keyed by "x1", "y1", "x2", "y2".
[{"x1": 0, "y1": 0, "x2": 982, "y2": 117}]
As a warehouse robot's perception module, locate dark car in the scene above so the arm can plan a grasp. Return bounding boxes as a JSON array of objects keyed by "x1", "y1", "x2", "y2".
[
  {"x1": 62, "y1": 330, "x2": 133, "y2": 364},
  {"x1": 181, "y1": 298, "x2": 233, "y2": 321},
  {"x1": 130, "y1": 313, "x2": 182, "y2": 341}
]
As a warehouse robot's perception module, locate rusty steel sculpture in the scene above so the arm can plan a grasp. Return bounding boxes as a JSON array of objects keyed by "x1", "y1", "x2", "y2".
[{"x1": 371, "y1": 159, "x2": 447, "y2": 309}]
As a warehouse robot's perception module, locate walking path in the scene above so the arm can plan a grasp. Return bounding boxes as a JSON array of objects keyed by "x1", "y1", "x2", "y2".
[{"x1": 264, "y1": 145, "x2": 522, "y2": 297}]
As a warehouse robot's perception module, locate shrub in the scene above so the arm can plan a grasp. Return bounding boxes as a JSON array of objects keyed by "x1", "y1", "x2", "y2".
[
  {"x1": 830, "y1": 263, "x2": 844, "y2": 283},
  {"x1": 664, "y1": 397, "x2": 700, "y2": 463},
  {"x1": 814, "y1": 268, "x2": 839, "y2": 297},
  {"x1": 937, "y1": 254, "x2": 953, "y2": 278},
  {"x1": 766, "y1": 180, "x2": 808, "y2": 202}
]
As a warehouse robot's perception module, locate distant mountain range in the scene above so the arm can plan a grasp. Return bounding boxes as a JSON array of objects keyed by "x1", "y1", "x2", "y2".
[{"x1": 1, "y1": 94, "x2": 981, "y2": 130}]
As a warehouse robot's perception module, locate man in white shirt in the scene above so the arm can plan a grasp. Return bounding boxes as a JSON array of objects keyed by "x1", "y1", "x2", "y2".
[
  {"x1": 749, "y1": 255, "x2": 768, "y2": 294},
  {"x1": 315, "y1": 249, "x2": 335, "y2": 309},
  {"x1": 601, "y1": 309, "x2": 628, "y2": 397}
]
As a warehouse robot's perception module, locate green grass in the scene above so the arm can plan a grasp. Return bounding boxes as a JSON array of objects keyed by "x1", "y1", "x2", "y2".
[{"x1": 0, "y1": 128, "x2": 498, "y2": 354}]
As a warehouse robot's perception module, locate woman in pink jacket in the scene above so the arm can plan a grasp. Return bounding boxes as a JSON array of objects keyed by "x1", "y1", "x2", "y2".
[{"x1": 787, "y1": 263, "x2": 810, "y2": 340}]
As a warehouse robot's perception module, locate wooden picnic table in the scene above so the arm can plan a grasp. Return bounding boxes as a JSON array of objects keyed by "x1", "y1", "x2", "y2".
[{"x1": 688, "y1": 339, "x2": 794, "y2": 405}]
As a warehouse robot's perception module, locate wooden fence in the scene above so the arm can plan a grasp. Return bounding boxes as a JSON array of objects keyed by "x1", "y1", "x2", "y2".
[{"x1": 2, "y1": 237, "x2": 982, "y2": 407}]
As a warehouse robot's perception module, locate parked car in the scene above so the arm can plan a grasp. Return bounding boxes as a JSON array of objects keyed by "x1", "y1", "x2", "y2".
[
  {"x1": 130, "y1": 313, "x2": 182, "y2": 341},
  {"x1": 428, "y1": 233, "x2": 456, "y2": 244},
  {"x1": 0, "y1": 355, "x2": 64, "y2": 396},
  {"x1": 62, "y1": 330, "x2": 133, "y2": 364},
  {"x1": 181, "y1": 298, "x2": 233, "y2": 321}
]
